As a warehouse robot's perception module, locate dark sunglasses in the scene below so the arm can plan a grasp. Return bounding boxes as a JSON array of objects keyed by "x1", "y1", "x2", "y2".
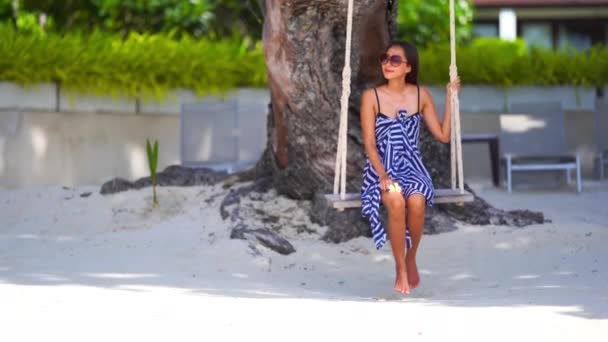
[{"x1": 379, "y1": 54, "x2": 407, "y2": 67}]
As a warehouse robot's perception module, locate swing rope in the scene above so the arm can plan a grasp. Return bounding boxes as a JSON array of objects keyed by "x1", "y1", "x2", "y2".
[
  {"x1": 333, "y1": 0, "x2": 465, "y2": 200},
  {"x1": 449, "y1": 0, "x2": 465, "y2": 194},
  {"x1": 333, "y1": 0, "x2": 354, "y2": 199}
]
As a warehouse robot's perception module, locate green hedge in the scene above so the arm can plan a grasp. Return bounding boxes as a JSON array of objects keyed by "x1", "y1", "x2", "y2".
[
  {"x1": 1, "y1": 28, "x2": 607, "y2": 100},
  {"x1": 0, "y1": 26, "x2": 267, "y2": 98},
  {"x1": 421, "y1": 38, "x2": 608, "y2": 87}
]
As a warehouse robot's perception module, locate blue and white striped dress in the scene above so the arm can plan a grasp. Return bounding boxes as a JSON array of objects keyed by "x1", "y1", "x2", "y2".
[{"x1": 360, "y1": 86, "x2": 434, "y2": 250}]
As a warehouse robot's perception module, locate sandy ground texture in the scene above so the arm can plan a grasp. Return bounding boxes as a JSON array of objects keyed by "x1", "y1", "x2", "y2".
[{"x1": 1, "y1": 180, "x2": 607, "y2": 341}]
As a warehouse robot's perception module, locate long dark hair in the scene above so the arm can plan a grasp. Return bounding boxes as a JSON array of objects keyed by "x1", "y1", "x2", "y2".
[{"x1": 385, "y1": 41, "x2": 419, "y2": 85}]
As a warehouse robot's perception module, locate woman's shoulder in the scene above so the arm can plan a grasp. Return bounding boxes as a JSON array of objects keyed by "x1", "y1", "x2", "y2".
[
  {"x1": 362, "y1": 86, "x2": 379, "y2": 99},
  {"x1": 363, "y1": 85, "x2": 382, "y2": 92},
  {"x1": 415, "y1": 83, "x2": 427, "y2": 91},
  {"x1": 418, "y1": 84, "x2": 433, "y2": 99},
  {"x1": 415, "y1": 84, "x2": 432, "y2": 113},
  {"x1": 364, "y1": 85, "x2": 388, "y2": 96}
]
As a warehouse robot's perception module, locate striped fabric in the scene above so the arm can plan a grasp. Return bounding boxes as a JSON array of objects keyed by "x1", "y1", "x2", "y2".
[{"x1": 360, "y1": 87, "x2": 435, "y2": 250}]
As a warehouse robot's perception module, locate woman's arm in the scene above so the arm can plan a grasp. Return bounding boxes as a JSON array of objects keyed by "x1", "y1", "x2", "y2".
[
  {"x1": 420, "y1": 80, "x2": 460, "y2": 144},
  {"x1": 360, "y1": 89, "x2": 392, "y2": 191}
]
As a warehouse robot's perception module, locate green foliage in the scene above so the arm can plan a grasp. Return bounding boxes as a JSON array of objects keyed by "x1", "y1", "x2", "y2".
[
  {"x1": 419, "y1": 38, "x2": 608, "y2": 87},
  {"x1": 92, "y1": 0, "x2": 214, "y2": 36},
  {"x1": 15, "y1": 11, "x2": 45, "y2": 34},
  {"x1": 0, "y1": 26, "x2": 267, "y2": 98},
  {"x1": 0, "y1": 0, "x2": 13, "y2": 20},
  {"x1": 397, "y1": 0, "x2": 475, "y2": 48},
  {"x1": 146, "y1": 139, "x2": 159, "y2": 180},
  {"x1": 209, "y1": 0, "x2": 263, "y2": 39},
  {"x1": 146, "y1": 138, "x2": 159, "y2": 206},
  {"x1": 11, "y1": 0, "x2": 262, "y2": 39},
  {"x1": 19, "y1": 0, "x2": 98, "y2": 31},
  {"x1": 0, "y1": 28, "x2": 606, "y2": 96}
]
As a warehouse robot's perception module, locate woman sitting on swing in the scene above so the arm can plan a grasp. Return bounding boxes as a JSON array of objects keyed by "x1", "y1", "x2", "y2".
[{"x1": 360, "y1": 41, "x2": 460, "y2": 295}]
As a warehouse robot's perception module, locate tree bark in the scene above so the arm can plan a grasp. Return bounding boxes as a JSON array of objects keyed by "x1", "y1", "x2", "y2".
[{"x1": 259, "y1": 0, "x2": 399, "y2": 199}]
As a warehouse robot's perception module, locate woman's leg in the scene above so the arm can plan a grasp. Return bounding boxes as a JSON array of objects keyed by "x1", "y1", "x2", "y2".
[
  {"x1": 405, "y1": 193, "x2": 426, "y2": 289},
  {"x1": 381, "y1": 191, "x2": 410, "y2": 294}
]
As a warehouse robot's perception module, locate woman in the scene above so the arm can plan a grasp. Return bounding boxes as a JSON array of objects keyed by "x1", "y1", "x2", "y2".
[{"x1": 360, "y1": 41, "x2": 459, "y2": 295}]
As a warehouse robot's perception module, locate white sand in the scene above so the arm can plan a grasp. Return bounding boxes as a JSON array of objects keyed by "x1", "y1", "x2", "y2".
[{"x1": 1, "y1": 181, "x2": 607, "y2": 341}]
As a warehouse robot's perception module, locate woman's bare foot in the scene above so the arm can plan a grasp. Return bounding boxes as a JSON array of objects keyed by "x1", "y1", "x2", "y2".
[
  {"x1": 394, "y1": 269, "x2": 411, "y2": 295},
  {"x1": 406, "y1": 255, "x2": 420, "y2": 289}
]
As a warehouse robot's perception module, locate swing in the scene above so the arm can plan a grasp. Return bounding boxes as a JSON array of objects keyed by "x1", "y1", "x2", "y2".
[{"x1": 326, "y1": 0, "x2": 474, "y2": 211}]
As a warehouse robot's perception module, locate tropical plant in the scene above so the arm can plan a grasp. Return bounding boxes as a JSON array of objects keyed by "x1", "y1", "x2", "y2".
[
  {"x1": 397, "y1": 0, "x2": 475, "y2": 48},
  {"x1": 1, "y1": 26, "x2": 607, "y2": 96},
  {"x1": 10, "y1": 0, "x2": 263, "y2": 38},
  {"x1": 146, "y1": 138, "x2": 159, "y2": 207},
  {"x1": 0, "y1": 26, "x2": 267, "y2": 98}
]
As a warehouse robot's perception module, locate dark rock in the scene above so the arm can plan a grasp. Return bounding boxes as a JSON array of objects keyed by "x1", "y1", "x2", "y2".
[
  {"x1": 204, "y1": 192, "x2": 224, "y2": 205},
  {"x1": 423, "y1": 207, "x2": 459, "y2": 234},
  {"x1": 231, "y1": 225, "x2": 296, "y2": 255},
  {"x1": 311, "y1": 193, "x2": 371, "y2": 244},
  {"x1": 133, "y1": 177, "x2": 152, "y2": 189},
  {"x1": 100, "y1": 165, "x2": 228, "y2": 195},
  {"x1": 504, "y1": 209, "x2": 545, "y2": 226},
  {"x1": 219, "y1": 176, "x2": 274, "y2": 220},
  {"x1": 220, "y1": 176, "x2": 296, "y2": 255},
  {"x1": 159, "y1": 165, "x2": 228, "y2": 186},
  {"x1": 139, "y1": 165, "x2": 228, "y2": 188},
  {"x1": 250, "y1": 176, "x2": 274, "y2": 193},
  {"x1": 439, "y1": 186, "x2": 544, "y2": 226},
  {"x1": 229, "y1": 206, "x2": 241, "y2": 223},
  {"x1": 80, "y1": 192, "x2": 92, "y2": 198},
  {"x1": 294, "y1": 224, "x2": 317, "y2": 234},
  {"x1": 100, "y1": 178, "x2": 135, "y2": 195},
  {"x1": 222, "y1": 167, "x2": 260, "y2": 188},
  {"x1": 220, "y1": 188, "x2": 248, "y2": 220},
  {"x1": 261, "y1": 214, "x2": 280, "y2": 224}
]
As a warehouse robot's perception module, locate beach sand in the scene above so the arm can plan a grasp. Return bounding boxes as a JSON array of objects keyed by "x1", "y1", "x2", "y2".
[{"x1": 1, "y1": 180, "x2": 607, "y2": 341}]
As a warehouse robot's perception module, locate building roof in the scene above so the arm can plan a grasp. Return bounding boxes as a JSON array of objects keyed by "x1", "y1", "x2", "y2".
[{"x1": 473, "y1": 0, "x2": 608, "y2": 6}]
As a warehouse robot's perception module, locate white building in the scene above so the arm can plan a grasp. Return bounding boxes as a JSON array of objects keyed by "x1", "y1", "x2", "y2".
[{"x1": 472, "y1": 0, "x2": 608, "y2": 50}]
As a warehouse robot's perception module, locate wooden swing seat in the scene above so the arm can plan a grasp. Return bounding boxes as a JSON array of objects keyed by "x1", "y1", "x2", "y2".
[{"x1": 324, "y1": 188, "x2": 474, "y2": 210}]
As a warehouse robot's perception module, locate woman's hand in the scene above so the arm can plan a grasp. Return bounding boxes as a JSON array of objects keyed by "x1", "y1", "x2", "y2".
[
  {"x1": 447, "y1": 77, "x2": 461, "y2": 96},
  {"x1": 379, "y1": 174, "x2": 396, "y2": 192}
]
